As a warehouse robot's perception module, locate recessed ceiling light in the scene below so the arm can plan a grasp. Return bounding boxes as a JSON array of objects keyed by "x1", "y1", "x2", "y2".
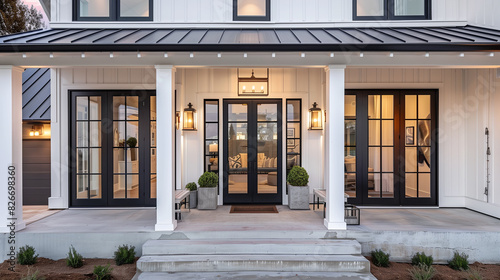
[{"x1": 330, "y1": 52, "x2": 335, "y2": 58}]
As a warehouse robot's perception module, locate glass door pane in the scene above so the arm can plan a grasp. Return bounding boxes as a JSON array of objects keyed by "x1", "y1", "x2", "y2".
[
  {"x1": 368, "y1": 95, "x2": 394, "y2": 198},
  {"x1": 405, "y1": 95, "x2": 432, "y2": 198},
  {"x1": 257, "y1": 103, "x2": 278, "y2": 194},
  {"x1": 344, "y1": 95, "x2": 357, "y2": 198},
  {"x1": 227, "y1": 104, "x2": 248, "y2": 194},
  {"x1": 113, "y1": 96, "x2": 140, "y2": 199}
]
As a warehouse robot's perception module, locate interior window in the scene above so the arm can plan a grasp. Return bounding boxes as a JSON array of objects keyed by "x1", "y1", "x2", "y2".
[
  {"x1": 234, "y1": 0, "x2": 270, "y2": 21},
  {"x1": 120, "y1": 0, "x2": 150, "y2": 18}
]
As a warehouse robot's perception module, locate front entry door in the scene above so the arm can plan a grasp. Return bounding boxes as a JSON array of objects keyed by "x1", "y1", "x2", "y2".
[{"x1": 223, "y1": 99, "x2": 283, "y2": 204}]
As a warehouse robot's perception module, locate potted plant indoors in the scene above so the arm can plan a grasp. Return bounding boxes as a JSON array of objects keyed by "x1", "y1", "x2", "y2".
[
  {"x1": 287, "y1": 166, "x2": 310, "y2": 210},
  {"x1": 126, "y1": 137, "x2": 138, "y2": 161},
  {"x1": 185, "y1": 182, "x2": 198, "y2": 209},
  {"x1": 197, "y1": 172, "x2": 218, "y2": 210}
]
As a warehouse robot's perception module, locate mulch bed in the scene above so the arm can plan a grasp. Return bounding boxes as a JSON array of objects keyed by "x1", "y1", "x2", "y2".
[
  {"x1": 0, "y1": 258, "x2": 137, "y2": 280},
  {"x1": 368, "y1": 257, "x2": 500, "y2": 280}
]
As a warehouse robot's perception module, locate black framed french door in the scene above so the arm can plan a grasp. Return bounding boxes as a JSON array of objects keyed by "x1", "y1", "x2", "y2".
[
  {"x1": 70, "y1": 90, "x2": 156, "y2": 207},
  {"x1": 223, "y1": 99, "x2": 283, "y2": 204},
  {"x1": 345, "y1": 90, "x2": 438, "y2": 206}
]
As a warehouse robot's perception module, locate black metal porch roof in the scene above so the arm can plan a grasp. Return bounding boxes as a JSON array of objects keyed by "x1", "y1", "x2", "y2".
[
  {"x1": 1, "y1": 25, "x2": 500, "y2": 52},
  {"x1": 22, "y1": 68, "x2": 51, "y2": 121}
]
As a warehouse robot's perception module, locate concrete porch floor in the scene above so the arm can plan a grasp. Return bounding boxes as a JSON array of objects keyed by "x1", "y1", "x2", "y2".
[
  {"x1": 10, "y1": 206, "x2": 500, "y2": 263},
  {"x1": 20, "y1": 205, "x2": 500, "y2": 233}
]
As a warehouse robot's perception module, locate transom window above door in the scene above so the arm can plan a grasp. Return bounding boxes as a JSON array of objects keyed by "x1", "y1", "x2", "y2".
[
  {"x1": 353, "y1": 0, "x2": 431, "y2": 20},
  {"x1": 233, "y1": 0, "x2": 271, "y2": 21},
  {"x1": 75, "y1": 0, "x2": 153, "y2": 21}
]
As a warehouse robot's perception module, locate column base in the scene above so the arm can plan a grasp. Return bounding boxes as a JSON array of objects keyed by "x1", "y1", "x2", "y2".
[
  {"x1": 155, "y1": 221, "x2": 177, "y2": 232},
  {"x1": 324, "y1": 219, "x2": 347, "y2": 230},
  {"x1": 48, "y1": 197, "x2": 68, "y2": 209}
]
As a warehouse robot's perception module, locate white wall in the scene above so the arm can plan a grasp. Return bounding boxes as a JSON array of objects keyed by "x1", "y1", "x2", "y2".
[
  {"x1": 52, "y1": 0, "x2": 467, "y2": 25},
  {"x1": 466, "y1": 0, "x2": 500, "y2": 29},
  {"x1": 345, "y1": 68, "x2": 500, "y2": 218}
]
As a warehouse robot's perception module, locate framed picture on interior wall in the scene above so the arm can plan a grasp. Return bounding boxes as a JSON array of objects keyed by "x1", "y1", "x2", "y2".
[
  {"x1": 287, "y1": 128, "x2": 295, "y2": 138},
  {"x1": 287, "y1": 139, "x2": 295, "y2": 148},
  {"x1": 405, "y1": 126, "x2": 415, "y2": 145}
]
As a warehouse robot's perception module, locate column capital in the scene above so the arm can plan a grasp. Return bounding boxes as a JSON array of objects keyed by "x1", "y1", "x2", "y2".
[
  {"x1": 155, "y1": 65, "x2": 175, "y2": 70},
  {"x1": 325, "y1": 65, "x2": 346, "y2": 71}
]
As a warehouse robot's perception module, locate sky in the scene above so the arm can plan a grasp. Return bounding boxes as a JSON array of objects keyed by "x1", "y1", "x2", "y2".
[{"x1": 22, "y1": 0, "x2": 50, "y2": 28}]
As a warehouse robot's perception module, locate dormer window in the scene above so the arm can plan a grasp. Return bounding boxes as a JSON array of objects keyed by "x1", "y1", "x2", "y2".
[
  {"x1": 233, "y1": 0, "x2": 270, "y2": 21},
  {"x1": 353, "y1": 0, "x2": 431, "y2": 20},
  {"x1": 75, "y1": 0, "x2": 153, "y2": 21}
]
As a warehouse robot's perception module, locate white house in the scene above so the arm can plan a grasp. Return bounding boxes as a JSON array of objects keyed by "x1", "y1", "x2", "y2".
[{"x1": 1, "y1": 0, "x2": 500, "y2": 235}]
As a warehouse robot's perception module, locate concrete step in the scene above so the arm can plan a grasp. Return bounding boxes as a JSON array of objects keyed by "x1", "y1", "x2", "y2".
[
  {"x1": 142, "y1": 238, "x2": 361, "y2": 256},
  {"x1": 134, "y1": 271, "x2": 377, "y2": 280},
  {"x1": 137, "y1": 254, "x2": 370, "y2": 273}
]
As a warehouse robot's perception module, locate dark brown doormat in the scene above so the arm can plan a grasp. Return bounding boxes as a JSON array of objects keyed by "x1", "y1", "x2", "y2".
[{"x1": 230, "y1": 205, "x2": 279, "y2": 214}]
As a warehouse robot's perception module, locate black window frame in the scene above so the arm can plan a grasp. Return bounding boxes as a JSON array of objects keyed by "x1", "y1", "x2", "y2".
[
  {"x1": 74, "y1": 0, "x2": 153, "y2": 21},
  {"x1": 353, "y1": 0, "x2": 431, "y2": 21},
  {"x1": 233, "y1": 0, "x2": 271, "y2": 21}
]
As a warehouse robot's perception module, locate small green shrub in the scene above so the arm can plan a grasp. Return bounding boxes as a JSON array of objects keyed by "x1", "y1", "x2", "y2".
[
  {"x1": 126, "y1": 137, "x2": 137, "y2": 147},
  {"x1": 411, "y1": 252, "x2": 434, "y2": 267},
  {"x1": 448, "y1": 251, "x2": 469, "y2": 271},
  {"x1": 66, "y1": 245, "x2": 83, "y2": 268},
  {"x1": 114, "y1": 244, "x2": 136, "y2": 266},
  {"x1": 464, "y1": 268, "x2": 483, "y2": 280},
  {"x1": 93, "y1": 264, "x2": 113, "y2": 280},
  {"x1": 17, "y1": 245, "x2": 39, "y2": 265},
  {"x1": 198, "y1": 172, "x2": 218, "y2": 188},
  {"x1": 185, "y1": 182, "x2": 197, "y2": 191},
  {"x1": 287, "y1": 166, "x2": 309, "y2": 186},
  {"x1": 408, "y1": 263, "x2": 436, "y2": 280},
  {"x1": 20, "y1": 268, "x2": 45, "y2": 280},
  {"x1": 371, "y1": 249, "x2": 390, "y2": 267}
]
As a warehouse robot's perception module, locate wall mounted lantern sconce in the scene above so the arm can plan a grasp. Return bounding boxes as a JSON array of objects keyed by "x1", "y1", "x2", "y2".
[
  {"x1": 183, "y1": 103, "x2": 197, "y2": 131},
  {"x1": 238, "y1": 68, "x2": 269, "y2": 96},
  {"x1": 309, "y1": 102, "x2": 323, "y2": 130},
  {"x1": 29, "y1": 124, "x2": 44, "y2": 136},
  {"x1": 175, "y1": 111, "x2": 181, "y2": 130}
]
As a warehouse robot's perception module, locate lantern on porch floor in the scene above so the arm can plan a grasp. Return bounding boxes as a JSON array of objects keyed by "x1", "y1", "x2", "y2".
[
  {"x1": 183, "y1": 103, "x2": 197, "y2": 131},
  {"x1": 309, "y1": 102, "x2": 323, "y2": 130}
]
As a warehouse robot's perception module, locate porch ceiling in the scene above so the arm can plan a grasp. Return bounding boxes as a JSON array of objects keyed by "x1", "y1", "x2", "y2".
[{"x1": 1, "y1": 25, "x2": 500, "y2": 53}]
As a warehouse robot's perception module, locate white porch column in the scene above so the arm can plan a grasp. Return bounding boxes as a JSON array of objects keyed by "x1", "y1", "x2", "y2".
[
  {"x1": 155, "y1": 65, "x2": 177, "y2": 231},
  {"x1": 0, "y1": 66, "x2": 25, "y2": 232},
  {"x1": 324, "y1": 65, "x2": 347, "y2": 230}
]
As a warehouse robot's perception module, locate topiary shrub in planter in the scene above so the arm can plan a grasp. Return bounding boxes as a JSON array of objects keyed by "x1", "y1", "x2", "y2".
[
  {"x1": 287, "y1": 166, "x2": 310, "y2": 210},
  {"x1": 198, "y1": 172, "x2": 218, "y2": 210},
  {"x1": 186, "y1": 182, "x2": 198, "y2": 209}
]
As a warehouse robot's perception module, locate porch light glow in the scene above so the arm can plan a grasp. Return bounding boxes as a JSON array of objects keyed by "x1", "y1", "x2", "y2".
[
  {"x1": 238, "y1": 68, "x2": 269, "y2": 96},
  {"x1": 175, "y1": 111, "x2": 180, "y2": 130},
  {"x1": 29, "y1": 124, "x2": 44, "y2": 137},
  {"x1": 309, "y1": 102, "x2": 323, "y2": 130},
  {"x1": 183, "y1": 103, "x2": 197, "y2": 131}
]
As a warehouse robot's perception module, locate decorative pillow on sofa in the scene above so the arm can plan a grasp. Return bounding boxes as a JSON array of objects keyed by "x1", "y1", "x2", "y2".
[{"x1": 229, "y1": 154, "x2": 242, "y2": 168}]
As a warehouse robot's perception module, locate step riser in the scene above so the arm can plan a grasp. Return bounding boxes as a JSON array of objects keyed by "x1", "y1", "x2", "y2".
[
  {"x1": 137, "y1": 260, "x2": 370, "y2": 273},
  {"x1": 143, "y1": 244, "x2": 361, "y2": 256}
]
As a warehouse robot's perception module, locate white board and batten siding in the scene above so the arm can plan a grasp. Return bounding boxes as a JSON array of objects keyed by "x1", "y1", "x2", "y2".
[{"x1": 52, "y1": 0, "x2": 470, "y2": 25}]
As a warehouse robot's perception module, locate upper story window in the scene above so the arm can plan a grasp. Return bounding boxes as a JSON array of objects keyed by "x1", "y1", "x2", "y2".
[
  {"x1": 75, "y1": 0, "x2": 153, "y2": 21},
  {"x1": 233, "y1": 0, "x2": 270, "y2": 21},
  {"x1": 353, "y1": 0, "x2": 431, "y2": 20}
]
